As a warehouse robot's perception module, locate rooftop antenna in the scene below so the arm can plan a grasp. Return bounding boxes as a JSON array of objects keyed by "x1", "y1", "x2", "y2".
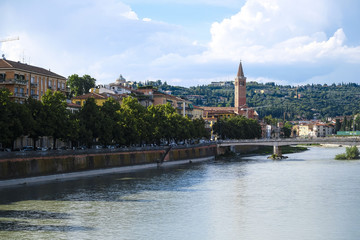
[{"x1": 0, "y1": 36, "x2": 19, "y2": 60}]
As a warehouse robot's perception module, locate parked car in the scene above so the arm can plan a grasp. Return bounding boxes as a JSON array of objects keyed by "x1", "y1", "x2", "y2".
[{"x1": 22, "y1": 146, "x2": 34, "y2": 151}]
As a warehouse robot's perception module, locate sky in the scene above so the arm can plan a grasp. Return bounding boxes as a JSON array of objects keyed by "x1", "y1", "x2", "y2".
[{"x1": 1, "y1": 0, "x2": 360, "y2": 87}]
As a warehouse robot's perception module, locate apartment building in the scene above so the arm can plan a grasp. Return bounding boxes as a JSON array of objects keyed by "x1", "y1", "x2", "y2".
[{"x1": 0, "y1": 59, "x2": 67, "y2": 102}]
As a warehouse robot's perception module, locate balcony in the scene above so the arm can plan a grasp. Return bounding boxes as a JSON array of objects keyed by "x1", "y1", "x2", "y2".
[
  {"x1": 10, "y1": 92, "x2": 27, "y2": 98},
  {"x1": 30, "y1": 94, "x2": 39, "y2": 100},
  {"x1": 30, "y1": 83, "x2": 38, "y2": 88},
  {"x1": 0, "y1": 79, "x2": 28, "y2": 85}
]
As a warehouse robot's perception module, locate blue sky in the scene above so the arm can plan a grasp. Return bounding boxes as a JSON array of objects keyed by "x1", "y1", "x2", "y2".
[{"x1": 1, "y1": 0, "x2": 359, "y2": 87}]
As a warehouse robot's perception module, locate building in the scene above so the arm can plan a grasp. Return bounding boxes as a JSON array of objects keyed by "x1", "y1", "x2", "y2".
[
  {"x1": 71, "y1": 92, "x2": 122, "y2": 107},
  {"x1": 192, "y1": 105, "x2": 204, "y2": 119},
  {"x1": 0, "y1": 59, "x2": 67, "y2": 103},
  {"x1": 295, "y1": 123, "x2": 334, "y2": 138},
  {"x1": 137, "y1": 86, "x2": 195, "y2": 118},
  {"x1": 202, "y1": 62, "x2": 257, "y2": 120},
  {"x1": 210, "y1": 81, "x2": 233, "y2": 87},
  {"x1": 234, "y1": 61, "x2": 247, "y2": 111}
]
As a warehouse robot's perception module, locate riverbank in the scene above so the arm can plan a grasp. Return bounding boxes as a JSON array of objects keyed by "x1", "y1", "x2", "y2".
[{"x1": 0, "y1": 144, "x2": 217, "y2": 187}]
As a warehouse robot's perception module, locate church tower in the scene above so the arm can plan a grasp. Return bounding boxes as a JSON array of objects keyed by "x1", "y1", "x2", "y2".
[{"x1": 234, "y1": 61, "x2": 247, "y2": 109}]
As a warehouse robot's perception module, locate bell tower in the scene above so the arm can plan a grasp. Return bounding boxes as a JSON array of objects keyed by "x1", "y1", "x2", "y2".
[{"x1": 234, "y1": 61, "x2": 246, "y2": 109}]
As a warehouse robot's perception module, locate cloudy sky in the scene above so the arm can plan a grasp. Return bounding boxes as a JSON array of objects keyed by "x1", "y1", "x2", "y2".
[{"x1": 1, "y1": 0, "x2": 359, "y2": 87}]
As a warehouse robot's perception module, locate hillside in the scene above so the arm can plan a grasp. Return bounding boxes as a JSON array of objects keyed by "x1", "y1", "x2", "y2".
[{"x1": 148, "y1": 81, "x2": 360, "y2": 120}]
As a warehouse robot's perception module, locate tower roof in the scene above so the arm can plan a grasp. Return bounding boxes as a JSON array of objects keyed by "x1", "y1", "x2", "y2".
[{"x1": 237, "y1": 61, "x2": 245, "y2": 78}]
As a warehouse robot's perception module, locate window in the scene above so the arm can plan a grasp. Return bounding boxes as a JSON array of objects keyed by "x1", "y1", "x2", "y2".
[
  {"x1": 31, "y1": 77, "x2": 35, "y2": 83},
  {"x1": 14, "y1": 87, "x2": 18, "y2": 93}
]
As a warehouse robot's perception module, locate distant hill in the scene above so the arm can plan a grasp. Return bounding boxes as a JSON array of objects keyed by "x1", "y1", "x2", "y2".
[{"x1": 141, "y1": 81, "x2": 360, "y2": 120}]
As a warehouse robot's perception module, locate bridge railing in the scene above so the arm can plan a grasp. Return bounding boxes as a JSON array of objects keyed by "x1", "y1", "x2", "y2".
[{"x1": 218, "y1": 137, "x2": 360, "y2": 144}]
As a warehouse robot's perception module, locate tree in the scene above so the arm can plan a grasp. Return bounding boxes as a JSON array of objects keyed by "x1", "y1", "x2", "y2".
[
  {"x1": 0, "y1": 88, "x2": 14, "y2": 147},
  {"x1": 335, "y1": 119, "x2": 341, "y2": 133},
  {"x1": 25, "y1": 96, "x2": 46, "y2": 149},
  {"x1": 212, "y1": 116, "x2": 261, "y2": 140},
  {"x1": 0, "y1": 88, "x2": 30, "y2": 149},
  {"x1": 78, "y1": 97, "x2": 102, "y2": 147},
  {"x1": 335, "y1": 146, "x2": 359, "y2": 160},
  {"x1": 67, "y1": 74, "x2": 96, "y2": 97},
  {"x1": 41, "y1": 90, "x2": 70, "y2": 148},
  {"x1": 120, "y1": 97, "x2": 149, "y2": 145},
  {"x1": 99, "y1": 98, "x2": 124, "y2": 146},
  {"x1": 282, "y1": 122, "x2": 293, "y2": 138}
]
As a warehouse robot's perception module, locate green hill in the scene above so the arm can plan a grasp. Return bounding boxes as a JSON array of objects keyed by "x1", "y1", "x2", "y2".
[{"x1": 145, "y1": 81, "x2": 360, "y2": 120}]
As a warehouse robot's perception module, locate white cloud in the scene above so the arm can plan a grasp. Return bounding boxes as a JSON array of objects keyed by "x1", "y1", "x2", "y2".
[
  {"x1": 1, "y1": 0, "x2": 360, "y2": 87},
  {"x1": 207, "y1": 0, "x2": 360, "y2": 64}
]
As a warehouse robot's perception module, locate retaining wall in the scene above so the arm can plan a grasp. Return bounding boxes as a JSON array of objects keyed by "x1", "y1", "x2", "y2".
[{"x1": 0, "y1": 145, "x2": 217, "y2": 180}]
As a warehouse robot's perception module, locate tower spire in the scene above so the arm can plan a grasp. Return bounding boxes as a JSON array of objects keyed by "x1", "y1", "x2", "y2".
[
  {"x1": 237, "y1": 60, "x2": 244, "y2": 78},
  {"x1": 234, "y1": 61, "x2": 247, "y2": 110}
]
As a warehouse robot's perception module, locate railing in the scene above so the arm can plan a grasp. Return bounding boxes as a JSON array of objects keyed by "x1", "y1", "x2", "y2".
[
  {"x1": 30, "y1": 83, "x2": 38, "y2": 88},
  {"x1": 0, "y1": 142, "x2": 216, "y2": 160},
  {"x1": 30, "y1": 94, "x2": 39, "y2": 100},
  {"x1": 11, "y1": 92, "x2": 27, "y2": 98},
  {"x1": 217, "y1": 137, "x2": 360, "y2": 146},
  {"x1": 0, "y1": 79, "x2": 28, "y2": 85}
]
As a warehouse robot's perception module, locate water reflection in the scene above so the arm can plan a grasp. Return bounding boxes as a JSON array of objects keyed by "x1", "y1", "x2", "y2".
[{"x1": 0, "y1": 221, "x2": 94, "y2": 232}]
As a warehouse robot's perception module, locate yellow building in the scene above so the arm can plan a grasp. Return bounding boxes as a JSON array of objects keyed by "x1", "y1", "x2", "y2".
[
  {"x1": 192, "y1": 106, "x2": 204, "y2": 119},
  {"x1": 0, "y1": 59, "x2": 67, "y2": 103},
  {"x1": 71, "y1": 92, "x2": 121, "y2": 107},
  {"x1": 298, "y1": 124, "x2": 315, "y2": 138}
]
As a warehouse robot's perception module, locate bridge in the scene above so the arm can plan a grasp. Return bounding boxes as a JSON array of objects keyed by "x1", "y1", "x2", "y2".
[{"x1": 217, "y1": 137, "x2": 360, "y2": 156}]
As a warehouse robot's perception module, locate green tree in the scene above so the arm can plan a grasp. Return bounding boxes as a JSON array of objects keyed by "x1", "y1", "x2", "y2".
[
  {"x1": 78, "y1": 97, "x2": 102, "y2": 147},
  {"x1": 282, "y1": 122, "x2": 293, "y2": 138},
  {"x1": 25, "y1": 96, "x2": 46, "y2": 149},
  {"x1": 335, "y1": 119, "x2": 341, "y2": 133},
  {"x1": 0, "y1": 88, "x2": 13, "y2": 148},
  {"x1": 99, "y1": 98, "x2": 123, "y2": 146},
  {"x1": 335, "y1": 146, "x2": 359, "y2": 160},
  {"x1": 41, "y1": 90, "x2": 69, "y2": 148},
  {"x1": 0, "y1": 88, "x2": 30, "y2": 149},
  {"x1": 120, "y1": 97, "x2": 149, "y2": 145},
  {"x1": 212, "y1": 116, "x2": 261, "y2": 139},
  {"x1": 67, "y1": 74, "x2": 96, "y2": 97}
]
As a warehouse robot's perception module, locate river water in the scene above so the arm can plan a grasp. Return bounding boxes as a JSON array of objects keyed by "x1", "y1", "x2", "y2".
[{"x1": 1, "y1": 146, "x2": 360, "y2": 240}]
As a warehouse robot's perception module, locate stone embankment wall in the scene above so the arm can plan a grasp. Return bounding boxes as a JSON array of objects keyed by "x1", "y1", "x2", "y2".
[{"x1": 0, "y1": 145, "x2": 217, "y2": 180}]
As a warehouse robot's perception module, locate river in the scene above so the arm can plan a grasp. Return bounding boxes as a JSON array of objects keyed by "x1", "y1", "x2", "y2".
[{"x1": 0, "y1": 146, "x2": 360, "y2": 240}]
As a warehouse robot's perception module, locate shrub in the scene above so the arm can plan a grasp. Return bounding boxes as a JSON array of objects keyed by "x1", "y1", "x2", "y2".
[
  {"x1": 346, "y1": 146, "x2": 359, "y2": 159},
  {"x1": 335, "y1": 146, "x2": 359, "y2": 160},
  {"x1": 335, "y1": 153, "x2": 347, "y2": 160}
]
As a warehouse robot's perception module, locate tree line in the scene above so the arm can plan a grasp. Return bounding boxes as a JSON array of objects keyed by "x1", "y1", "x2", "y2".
[
  {"x1": 212, "y1": 116, "x2": 262, "y2": 139},
  {"x1": 0, "y1": 88, "x2": 209, "y2": 150}
]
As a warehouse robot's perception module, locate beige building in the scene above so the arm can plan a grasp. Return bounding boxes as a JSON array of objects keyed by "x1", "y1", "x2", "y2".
[
  {"x1": 0, "y1": 59, "x2": 67, "y2": 103},
  {"x1": 296, "y1": 123, "x2": 334, "y2": 138}
]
